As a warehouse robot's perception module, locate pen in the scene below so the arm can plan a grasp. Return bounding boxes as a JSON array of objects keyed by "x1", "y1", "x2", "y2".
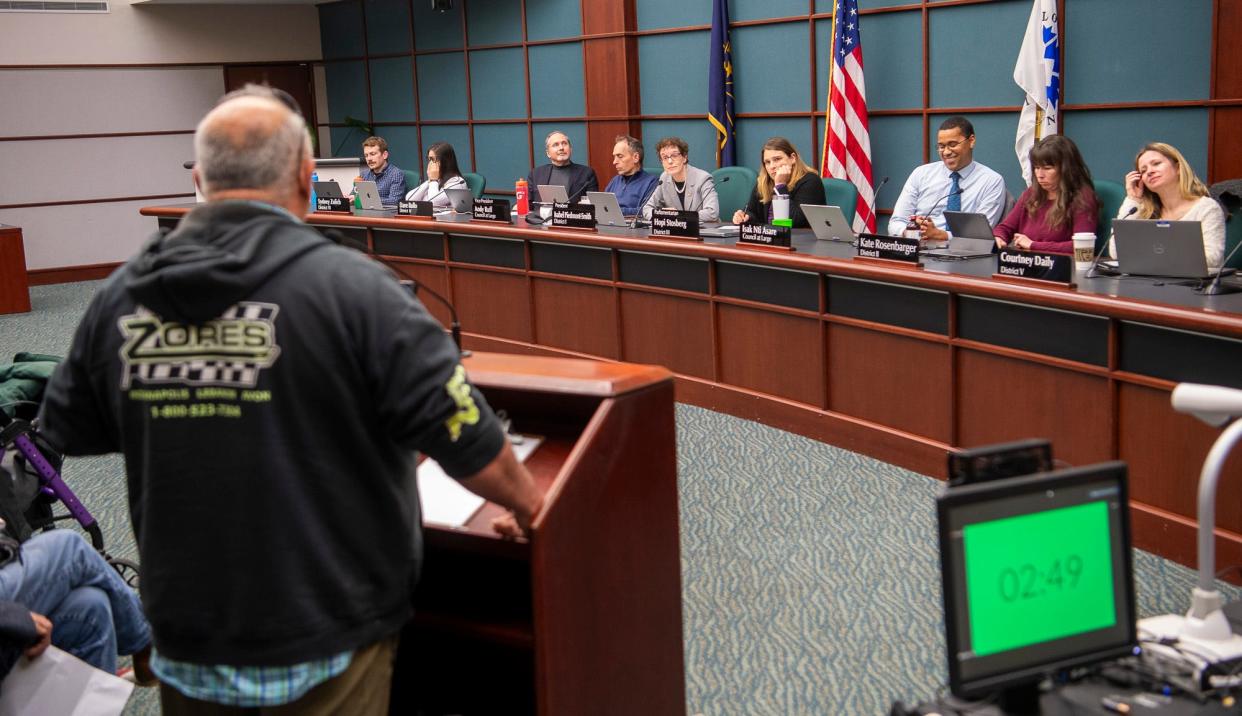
[{"x1": 1100, "y1": 696, "x2": 1130, "y2": 714}]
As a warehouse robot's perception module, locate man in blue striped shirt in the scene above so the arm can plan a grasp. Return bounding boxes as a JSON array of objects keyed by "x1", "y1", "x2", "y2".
[{"x1": 359, "y1": 136, "x2": 408, "y2": 206}]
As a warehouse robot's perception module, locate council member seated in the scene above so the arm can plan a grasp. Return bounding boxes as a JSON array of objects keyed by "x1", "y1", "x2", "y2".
[
  {"x1": 527, "y1": 130, "x2": 598, "y2": 205},
  {"x1": 604, "y1": 135, "x2": 659, "y2": 216},
  {"x1": 731, "y1": 137, "x2": 824, "y2": 228},
  {"x1": 994, "y1": 135, "x2": 1098, "y2": 255},
  {"x1": 359, "y1": 136, "x2": 408, "y2": 206},
  {"x1": 641, "y1": 137, "x2": 719, "y2": 222},
  {"x1": 1108, "y1": 141, "x2": 1225, "y2": 269},
  {"x1": 405, "y1": 141, "x2": 467, "y2": 210},
  {"x1": 887, "y1": 116, "x2": 1006, "y2": 240}
]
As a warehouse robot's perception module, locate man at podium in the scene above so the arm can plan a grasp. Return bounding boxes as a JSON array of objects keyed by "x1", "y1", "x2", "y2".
[{"x1": 38, "y1": 84, "x2": 543, "y2": 715}]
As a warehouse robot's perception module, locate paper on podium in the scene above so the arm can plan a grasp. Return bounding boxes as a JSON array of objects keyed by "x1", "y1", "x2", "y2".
[
  {"x1": 0, "y1": 646, "x2": 133, "y2": 716},
  {"x1": 418, "y1": 436, "x2": 542, "y2": 527}
]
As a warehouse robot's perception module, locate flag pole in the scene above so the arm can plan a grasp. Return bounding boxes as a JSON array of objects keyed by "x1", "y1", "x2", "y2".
[{"x1": 820, "y1": 0, "x2": 840, "y2": 174}]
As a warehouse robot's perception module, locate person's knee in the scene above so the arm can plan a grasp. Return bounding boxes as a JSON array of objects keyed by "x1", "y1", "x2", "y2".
[{"x1": 49, "y1": 586, "x2": 116, "y2": 671}]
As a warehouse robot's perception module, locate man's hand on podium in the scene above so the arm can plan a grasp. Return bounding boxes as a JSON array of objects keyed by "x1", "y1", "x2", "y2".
[
  {"x1": 491, "y1": 490, "x2": 543, "y2": 540},
  {"x1": 461, "y1": 441, "x2": 544, "y2": 540}
]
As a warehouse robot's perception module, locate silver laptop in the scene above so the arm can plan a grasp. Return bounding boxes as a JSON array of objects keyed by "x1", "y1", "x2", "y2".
[
  {"x1": 586, "y1": 191, "x2": 628, "y2": 227},
  {"x1": 700, "y1": 223, "x2": 741, "y2": 238},
  {"x1": 313, "y1": 181, "x2": 344, "y2": 199},
  {"x1": 537, "y1": 184, "x2": 569, "y2": 204},
  {"x1": 803, "y1": 205, "x2": 856, "y2": 243},
  {"x1": 944, "y1": 211, "x2": 994, "y2": 240},
  {"x1": 354, "y1": 181, "x2": 393, "y2": 210},
  {"x1": 442, "y1": 187, "x2": 474, "y2": 214},
  {"x1": 1113, "y1": 219, "x2": 1220, "y2": 278}
]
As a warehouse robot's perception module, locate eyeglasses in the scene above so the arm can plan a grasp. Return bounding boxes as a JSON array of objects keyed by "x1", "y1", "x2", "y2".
[
  {"x1": 427, "y1": 157, "x2": 439, "y2": 163},
  {"x1": 659, "y1": 153, "x2": 684, "y2": 162},
  {"x1": 936, "y1": 140, "x2": 966, "y2": 153}
]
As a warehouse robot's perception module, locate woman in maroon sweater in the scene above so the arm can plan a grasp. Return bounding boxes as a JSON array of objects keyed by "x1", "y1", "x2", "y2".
[{"x1": 994, "y1": 135, "x2": 1098, "y2": 254}]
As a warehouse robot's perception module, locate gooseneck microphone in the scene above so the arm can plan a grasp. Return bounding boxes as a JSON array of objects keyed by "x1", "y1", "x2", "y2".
[
  {"x1": 1197, "y1": 234, "x2": 1242, "y2": 295},
  {"x1": 889, "y1": 186, "x2": 964, "y2": 232},
  {"x1": 400, "y1": 279, "x2": 466, "y2": 356},
  {"x1": 1086, "y1": 205, "x2": 1137, "y2": 278}
]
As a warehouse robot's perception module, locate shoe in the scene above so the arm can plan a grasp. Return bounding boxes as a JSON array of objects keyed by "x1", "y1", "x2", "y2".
[{"x1": 118, "y1": 646, "x2": 158, "y2": 687}]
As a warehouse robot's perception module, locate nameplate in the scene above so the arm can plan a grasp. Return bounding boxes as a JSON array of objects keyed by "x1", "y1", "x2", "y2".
[
  {"x1": 739, "y1": 223, "x2": 792, "y2": 249},
  {"x1": 398, "y1": 200, "x2": 433, "y2": 217},
  {"x1": 551, "y1": 202, "x2": 596, "y2": 229},
  {"x1": 472, "y1": 197, "x2": 512, "y2": 223},
  {"x1": 650, "y1": 208, "x2": 700, "y2": 239},
  {"x1": 995, "y1": 249, "x2": 1073, "y2": 284},
  {"x1": 856, "y1": 233, "x2": 920, "y2": 264},
  {"x1": 316, "y1": 197, "x2": 349, "y2": 213}
]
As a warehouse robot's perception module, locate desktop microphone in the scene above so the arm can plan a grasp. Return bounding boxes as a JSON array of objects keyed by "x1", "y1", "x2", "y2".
[
  {"x1": 857, "y1": 175, "x2": 890, "y2": 228},
  {"x1": 889, "y1": 186, "x2": 963, "y2": 233},
  {"x1": 399, "y1": 279, "x2": 466, "y2": 356},
  {"x1": 1086, "y1": 206, "x2": 1137, "y2": 278},
  {"x1": 1196, "y1": 230, "x2": 1242, "y2": 296}
]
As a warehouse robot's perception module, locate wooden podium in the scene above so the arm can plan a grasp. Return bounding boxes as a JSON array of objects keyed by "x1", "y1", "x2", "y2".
[
  {"x1": 392, "y1": 352, "x2": 686, "y2": 715},
  {"x1": 0, "y1": 226, "x2": 31, "y2": 315}
]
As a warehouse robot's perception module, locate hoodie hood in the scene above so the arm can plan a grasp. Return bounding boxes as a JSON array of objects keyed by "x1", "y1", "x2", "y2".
[{"x1": 126, "y1": 201, "x2": 330, "y2": 324}]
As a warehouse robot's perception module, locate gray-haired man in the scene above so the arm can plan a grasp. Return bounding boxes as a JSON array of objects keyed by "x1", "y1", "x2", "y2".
[{"x1": 526, "y1": 130, "x2": 598, "y2": 204}]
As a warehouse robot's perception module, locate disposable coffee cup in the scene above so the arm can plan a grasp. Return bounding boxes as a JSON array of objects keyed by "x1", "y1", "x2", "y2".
[
  {"x1": 1072, "y1": 232, "x2": 1096, "y2": 272},
  {"x1": 772, "y1": 195, "x2": 790, "y2": 222}
]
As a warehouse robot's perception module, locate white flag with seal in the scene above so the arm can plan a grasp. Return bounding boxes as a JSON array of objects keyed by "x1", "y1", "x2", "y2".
[{"x1": 1014, "y1": 0, "x2": 1060, "y2": 185}]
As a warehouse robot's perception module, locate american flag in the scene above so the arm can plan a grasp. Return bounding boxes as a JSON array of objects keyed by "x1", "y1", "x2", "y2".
[{"x1": 821, "y1": 0, "x2": 876, "y2": 232}]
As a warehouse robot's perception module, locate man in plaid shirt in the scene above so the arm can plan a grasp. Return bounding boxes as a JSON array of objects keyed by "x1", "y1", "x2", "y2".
[{"x1": 359, "y1": 135, "x2": 408, "y2": 205}]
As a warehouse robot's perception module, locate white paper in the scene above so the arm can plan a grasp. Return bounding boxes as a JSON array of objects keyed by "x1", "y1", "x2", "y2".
[
  {"x1": 418, "y1": 436, "x2": 542, "y2": 528},
  {"x1": 0, "y1": 646, "x2": 134, "y2": 716}
]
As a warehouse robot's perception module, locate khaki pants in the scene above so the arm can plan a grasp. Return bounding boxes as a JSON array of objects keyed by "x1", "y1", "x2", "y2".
[{"x1": 159, "y1": 637, "x2": 397, "y2": 716}]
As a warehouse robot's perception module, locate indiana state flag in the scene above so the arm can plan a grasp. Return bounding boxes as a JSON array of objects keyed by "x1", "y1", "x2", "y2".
[
  {"x1": 707, "y1": 0, "x2": 736, "y2": 167},
  {"x1": 1014, "y1": 0, "x2": 1060, "y2": 184}
]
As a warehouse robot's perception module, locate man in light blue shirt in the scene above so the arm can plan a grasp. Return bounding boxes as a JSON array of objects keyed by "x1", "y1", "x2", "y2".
[{"x1": 887, "y1": 116, "x2": 1007, "y2": 240}]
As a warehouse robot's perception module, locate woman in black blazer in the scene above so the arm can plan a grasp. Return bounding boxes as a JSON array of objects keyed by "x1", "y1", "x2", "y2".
[{"x1": 732, "y1": 137, "x2": 826, "y2": 229}]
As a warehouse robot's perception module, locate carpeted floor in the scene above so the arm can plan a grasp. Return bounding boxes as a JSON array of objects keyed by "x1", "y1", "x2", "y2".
[{"x1": 2, "y1": 280, "x2": 1238, "y2": 715}]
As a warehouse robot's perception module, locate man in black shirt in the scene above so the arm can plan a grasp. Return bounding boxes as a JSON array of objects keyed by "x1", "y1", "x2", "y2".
[{"x1": 526, "y1": 130, "x2": 598, "y2": 204}]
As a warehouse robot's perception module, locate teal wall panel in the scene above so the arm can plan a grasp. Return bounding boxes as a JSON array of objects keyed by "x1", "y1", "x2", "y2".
[
  {"x1": 532, "y1": 122, "x2": 589, "y2": 165},
  {"x1": 856, "y1": 0, "x2": 919, "y2": 8},
  {"x1": 420, "y1": 124, "x2": 472, "y2": 172},
  {"x1": 638, "y1": 31, "x2": 710, "y2": 116},
  {"x1": 736, "y1": 117, "x2": 816, "y2": 170},
  {"x1": 412, "y1": 1, "x2": 463, "y2": 51},
  {"x1": 853, "y1": 114, "x2": 922, "y2": 210},
  {"x1": 320, "y1": 2, "x2": 364, "y2": 60},
  {"x1": 1065, "y1": 0, "x2": 1211, "y2": 104},
  {"x1": 369, "y1": 58, "x2": 415, "y2": 122},
  {"x1": 416, "y1": 52, "x2": 468, "y2": 121},
  {"x1": 324, "y1": 61, "x2": 368, "y2": 123},
  {"x1": 376, "y1": 125, "x2": 422, "y2": 176},
  {"x1": 732, "y1": 23, "x2": 811, "y2": 113},
  {"x1": 641, "y1": 120, "x2": 719, "y2": 171},
  {"x1": 473, "y1": 123, "x2": 532, "y2": 191},
  {"x1": 469, "y1": 48, "x2": 527, "y2": 120},
  {"x1": 636, "y1": 0, "x2": 709, "y2": 31},
  {"x1": 815, "y1": 13, "x2": 920, "y2": 112},
  {"x1": 930, "y1": 0, "x2": 1030, "y2": 108},
  {"x1": 364, "y1": 0, "x2": 411, "y2": 55},
  {"x1": 329, "y1": 126, "x2": 368, "y2": 160},
  {"x1": 466, "y1": 0, "x2": 523, "y2": 46},
  {"x1": 733, "y1": 0, "x2": 805, "y2": 23},
  {"x1": 1066, "y1": 109, "x2": 1209, "y2": 194},
  {"x1": 529, "y1": 43, "x2": 585, "y2": 118},
  {"x1": 928, "y1": 112, "x2": 1024, "y2": 198},
  {"x1": 525, "y1": 0, "x2": 580, "y2": 41}
]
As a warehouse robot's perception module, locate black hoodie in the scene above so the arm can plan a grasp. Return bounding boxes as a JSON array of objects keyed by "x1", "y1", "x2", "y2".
[{"x1": 40, "y1": 201, "x2": 505, "y2": 666}]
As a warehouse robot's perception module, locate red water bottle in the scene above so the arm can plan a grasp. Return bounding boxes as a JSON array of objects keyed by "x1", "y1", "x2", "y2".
[{"x1": 515, "y1": 178, "x2": 529, "y2": 215}]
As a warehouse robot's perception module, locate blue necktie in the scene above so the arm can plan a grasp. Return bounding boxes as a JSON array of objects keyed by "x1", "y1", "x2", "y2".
[{"x1": 947, "y1": 171, "x2": 962, "y2": 213}]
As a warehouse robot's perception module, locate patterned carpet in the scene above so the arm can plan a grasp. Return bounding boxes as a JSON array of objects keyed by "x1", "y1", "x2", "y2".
[{"x1": 2, "y1": 280, "x2": 1239, "y2": 715}]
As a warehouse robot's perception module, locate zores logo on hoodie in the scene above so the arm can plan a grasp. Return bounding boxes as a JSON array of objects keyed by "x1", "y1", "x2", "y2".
[{"x1": 118, "y1": 302, "x2": 281, "y2": 389}]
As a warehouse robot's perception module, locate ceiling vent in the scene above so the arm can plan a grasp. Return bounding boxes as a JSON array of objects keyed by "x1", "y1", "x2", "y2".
[{"x1": 0, "y1": 1, "x2": 110, "y2": 12}]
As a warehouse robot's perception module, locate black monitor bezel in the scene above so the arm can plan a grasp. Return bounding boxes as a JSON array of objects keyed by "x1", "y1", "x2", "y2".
[{"x1": 937, "y1": 461, "x2": 1137, "y2": 699}]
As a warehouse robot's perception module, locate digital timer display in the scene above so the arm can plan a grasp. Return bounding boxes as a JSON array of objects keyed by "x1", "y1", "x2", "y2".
[{"x1": 962, "y1": 500, "x2": 1116, "y2": 657}]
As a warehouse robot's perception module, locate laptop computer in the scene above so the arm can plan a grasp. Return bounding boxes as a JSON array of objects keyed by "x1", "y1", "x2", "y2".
[
  {"x1": 537, "y1": 184, "x2": 569, "y2": 204},
  {"x1": 700, "y1": 223, "x2": 741, "y2": 238},
  {"x1": 1113, "y1": 219, "x2": 1222, "y2": 278},
  {"x1": 944, "y1": 211, "x2": 994, "y2": 240},
  {"x1": 923, "y1": 210, "x2": 997, "y2": 258},
  {"x1": 313, "y1": 181, "x2": 344, "y2": 199},
  {"x1": 586, "y1": 191, "x2": 629, "y2": 227},
  {"x1": 354, "y1": 181, "x2": 396, "y2": 211},
  {"x1": 442, "y1": 187, "x2": 474, "y2": 214},
  {"x1": 803, "y1": 204, "x2": 856, "y2": 243}
]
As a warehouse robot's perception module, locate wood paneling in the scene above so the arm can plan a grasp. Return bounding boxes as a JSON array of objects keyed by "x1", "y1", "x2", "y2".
[
  {"x1": 27, "y1": 262, "x2": 121, "y2": 286},
  {"x1": 956, "y1": 350, "x2": 1111, "y2": 467},
  {"x1": 1210, "y1": 108, "x2": 1242, "y2": 182},
  {"x1": 827, "y1": 324, "x2": 950, "y2": 443},
  {"x1": 387, "y1": 260, "x2": 452, "y2": 328},
  {"x1": 717, "y1": 303, "x2": 823, "y2": 406},
  {"x1": 451, "y1": 268, "x2": 532, "y2": 342},
  {"x1": 0, "y1": 227, "x2": 31, "y2": 314},
  {"x1": 619, "y1": 290, "x2": 713, "y2": 379},
  {"x1": 531, "y1": 278, "x2": 619, "y2": 358}
]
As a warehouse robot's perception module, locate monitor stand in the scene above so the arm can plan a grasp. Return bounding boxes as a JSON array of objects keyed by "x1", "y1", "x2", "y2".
[{"x1": 995, "y1": 681, "x2": 1042, "y2": 715}]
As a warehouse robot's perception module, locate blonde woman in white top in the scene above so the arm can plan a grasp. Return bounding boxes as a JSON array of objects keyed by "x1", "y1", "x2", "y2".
[
  {"x1": 405, "y1": 141, "x2": 467, "y2": 209},
  {"x1": 1110, "y1": 142, "x2": 1225, "y2": 268}
]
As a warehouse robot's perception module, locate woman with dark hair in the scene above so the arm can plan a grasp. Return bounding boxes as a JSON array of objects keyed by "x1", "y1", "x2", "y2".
[
  {"x1": 993, "y1": 135, "x2": 1098, "y2": 254},
  {"x1": 1108, "y1": 141, "x2": 1225, "y2": 268},
  {"x1": 405, "y1": 141, "x2": 467, "y2": 209},
  {"x1": 732, "y1": 137, "x2": 826, "y2": 228}
]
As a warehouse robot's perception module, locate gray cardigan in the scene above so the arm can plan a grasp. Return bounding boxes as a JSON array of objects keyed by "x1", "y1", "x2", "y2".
[{"x1": 641, "y1": 164, "x2": 719, "y2": 222}]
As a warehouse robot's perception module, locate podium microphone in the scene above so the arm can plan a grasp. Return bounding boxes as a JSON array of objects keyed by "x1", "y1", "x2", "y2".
[
  {"x1": 1196, "y1": 233, "x2": 1242, "y2": 296},
  {"x1": 400, "y1": 279, "x2": 467, "y2": 356}
]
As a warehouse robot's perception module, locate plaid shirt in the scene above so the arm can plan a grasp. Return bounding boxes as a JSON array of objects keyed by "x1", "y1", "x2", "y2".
[
  {"x1": 151, "y1": 649, "x2": 353, "y2": 707},
  {"x1": 361, "y1": 162, "x2": 408, "y2": 206}
]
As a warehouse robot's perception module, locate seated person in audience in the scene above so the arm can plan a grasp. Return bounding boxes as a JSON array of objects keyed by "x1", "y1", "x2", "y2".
[
  {"x1": 605, "y1": 135, "x2": 659, "y2": 216},
  {"x1": 359, "y1": 136, "x2": 408, "y2": 206},
  {"x1": 731, "y1": 137, "x2": 824, "y2": 228},
  {"x1": 994, "y1": 135, "x2": 1098, "y2": 254},
  {"x1": 641, "y1": 137, "x2": 719, "y2": 222},
  {"x1": 405, "y1": 141, "x2": 467, "y2": 210},
  {"x1": 0, "y1": 529, "x2": 153, "y2": 683},
  {"x1": 1109, "y1": 141, "x2": 1225, "y2": 268},
  {"x1": 527, "y1": 131, "x2": 598, "y2": 204},
  {"x1": 887, "y1": 116, "x2": 1007, "y2": 239}
]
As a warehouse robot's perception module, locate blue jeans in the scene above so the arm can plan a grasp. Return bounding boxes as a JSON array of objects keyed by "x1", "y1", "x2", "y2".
[{"x1": 0, "y1": 530, "x2": 150, "y2": 673}]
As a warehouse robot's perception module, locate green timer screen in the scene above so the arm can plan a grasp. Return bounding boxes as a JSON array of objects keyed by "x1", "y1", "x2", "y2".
[{"x1": 961, "y1": 500, "x2": 1116, "y2": 657}]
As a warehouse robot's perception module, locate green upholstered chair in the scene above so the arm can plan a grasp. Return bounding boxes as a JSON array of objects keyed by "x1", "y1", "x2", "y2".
[
  {"x1": 402, "y1": 169, "x2": 419, "y2": 195},
  {"x1": 1093, "y1": 179, "x2": 1127, "y2": 254},
  {"x1": 463, "y1": 172, "x2": 486, "y2": 198},
  {"x1": 711, "y1": 166, "x2": 758, "y2": 219},
  {"x1": 1224, "y1": 202, "x2": 1242, "y2": 269},
  {"x1": 822, "y1": 177, "x2": 859, "y2": 222}
]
